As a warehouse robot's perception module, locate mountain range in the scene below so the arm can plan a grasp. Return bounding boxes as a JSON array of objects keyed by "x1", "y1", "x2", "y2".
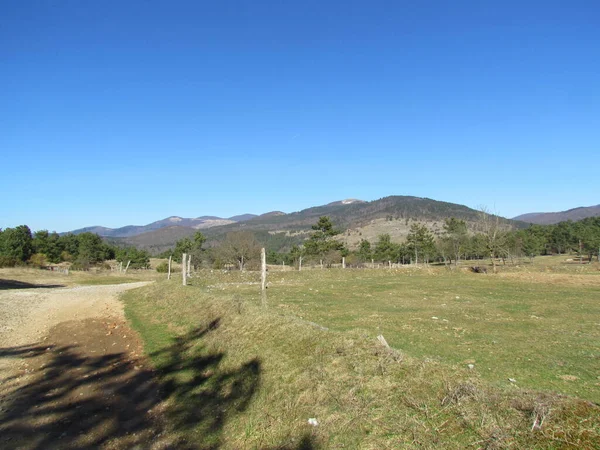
[
  {"x1": 512, "y1": 204, "x2": 600, "y2": 225},
  {"x1": 76, "y1": 196, "x2": 511, "y2": 254},
  {"x1": 69, "y1": 214, "x2": 258, "y2": 238},
  {"x1": 68, "y1": 197, "x2": 598, "y2": 254}
]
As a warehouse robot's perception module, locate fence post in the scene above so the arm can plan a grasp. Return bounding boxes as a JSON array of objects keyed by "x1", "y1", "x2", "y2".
[
  {"x1": 261, "y1": 248, "x2": 267, "y2": 291},
  {"x1": 261, "y1": 248, "x2": 267, "y2": 307},
  {"x1": 182, "y1": 253, "x2": 187, "y2": 286},
  {"x1": 299, "y1": 256, "x2": 302, "y2": 272},
  {"x1": 342, "y1": 256, "x2": 346, "y2": 269},
  {"x1": 187, "y1": 254, "x2": 192, "y2": 277},
  {"x1": 124, "y1": 260, "x2": 131, "y2": 273},
  {"x1": 168, "y1": 256, "x2": 172, "y2": 280}
]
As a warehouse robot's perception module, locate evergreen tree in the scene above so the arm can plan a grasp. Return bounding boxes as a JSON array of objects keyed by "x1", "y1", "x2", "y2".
[
  {"x1": 519, "y1": 226, "x2": 546, "y2": 262},
  {"x1": 373, "y1": 234, "x2": 399, "y2": 262},
  {"x1": 76, "y1": 232, "x2": 105, "y2": 264},
  {"x1": 442, "y1": 218, "x2": 468, "y2": 266},
  {"x1": 357, "y1": 239, "x2": 372, "y2": 262},
  {"x1": 0, "y1": 225, "x2": 33, "y2": 263},
  {"x1": 116, "y1": 247, "x2": 150, "y2": 269},
  {"x1": 172, "y1": 231, "x2": 206, "y2": 267},
  {"x1": 304, "y1": 216, "x2": 345, "y2": 261},
  {"x1": 406, "y1": 223, "x2": 436, "y2": 264}
]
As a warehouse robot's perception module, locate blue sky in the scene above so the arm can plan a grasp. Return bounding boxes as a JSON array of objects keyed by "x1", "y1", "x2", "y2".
[{"x1": 1, "y1": 0, "x2": 599, "y2": 232}]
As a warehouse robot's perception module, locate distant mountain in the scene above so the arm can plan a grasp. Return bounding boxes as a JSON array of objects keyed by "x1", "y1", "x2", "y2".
[
  {"x1": 67, "y1": 213, "x2": 257, "y2": 237},
  {"x1": 228, "y1": 214, "x2": 258, "y2": 222},
  {"x1": 124, "y1": 196, "x2": 519, "y2": 254},
  {"x1": 122, "y1": 226, "x2": 198, "y2": 254},
  {"x1": 513, "y1": 205, "x2": 600, "y2": 225},
  {"x1": 67, "y1": 226, "x2": 115, "y2": 235}
]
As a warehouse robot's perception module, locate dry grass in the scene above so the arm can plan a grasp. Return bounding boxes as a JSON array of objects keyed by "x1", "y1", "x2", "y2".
[{"x1": 0, "y1": 267, "x2": 160, "y2": 288}]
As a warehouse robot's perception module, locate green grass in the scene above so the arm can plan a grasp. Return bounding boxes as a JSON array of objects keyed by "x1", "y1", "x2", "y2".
[
  {"x1": 121, "y1": 260, "x2": 600, "y2": 449},
  {"x1": 251, "y1": 268, "x2": 600, "y2": 403}
]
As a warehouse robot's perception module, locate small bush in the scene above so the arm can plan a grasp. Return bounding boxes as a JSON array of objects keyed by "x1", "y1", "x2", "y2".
[
  {"x1": 29, "y1": 253, "x2": 47, "y2": 268},
  {"x1": 156, "y1": 261, "x2": 179, "y2": 273},
  {"x1": 0, "y1": 256, "x2": 17, "y2": 268},
  {"x1": 71, "y1": 258, "x2": 91, "y2": 271},
  {"x1": 61, "y1": 251, "x2": 73, "y2": 262}
]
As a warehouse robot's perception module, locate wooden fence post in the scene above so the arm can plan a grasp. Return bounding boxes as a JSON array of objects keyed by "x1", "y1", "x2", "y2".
[
  {"x1": 124, "y1": 260, "x2": 131, "y2": 273},
  {"x1": 261, "y1": 248, "x2": 267, "y2": 307},
  {"x1": 168, "y1": 256, "x2": 172, "y2": 280},
  {"x1": 187, "y1": 254, "x2": 192, "y2": 277},
  {"x1": 299, "y1": 256, "x2": 302, "y2": 272},
  {"x1": 261, "y1": 248, "x2": 267, "y2": 291},
  {"x1": 342, "y1": 256, "x2": 346, "y2": 269},
  {"x1": 182, "y1": 253, "x2": 187, "y2": 286}
]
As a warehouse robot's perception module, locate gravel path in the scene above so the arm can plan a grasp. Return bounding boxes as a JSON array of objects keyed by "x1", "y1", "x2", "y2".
[
  {"x1": 0, "y1": 282, "x2": 150, "y2": 348},
  {"x1": 0, "y1": 281, "x2": 175, "y2": 449}
]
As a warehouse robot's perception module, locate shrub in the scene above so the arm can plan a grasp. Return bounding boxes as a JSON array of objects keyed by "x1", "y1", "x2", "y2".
[
  {"x1": 29, "y1": 253, "x2": 47, "y2": 268},
  {"x1": 71, "y1": 258, "x2": 91, "y2": 271},
  {"x1": 0, "y1": 256, "x2": 16, "y2": 268},
  {"x1": 156, "y1": 261, "x2": 179, "y2": 273}
]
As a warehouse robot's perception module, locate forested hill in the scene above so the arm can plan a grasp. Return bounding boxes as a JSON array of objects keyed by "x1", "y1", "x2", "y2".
[
  {"x1": 124, "y1": 196, "x2": 519, "y2": 254},
  {"x1": 204, "y1": 196, "x2": 487, "y2": 234}
]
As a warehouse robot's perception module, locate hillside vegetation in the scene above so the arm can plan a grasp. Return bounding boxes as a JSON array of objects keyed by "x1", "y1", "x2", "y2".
[{"x1": 124, "y1": 196, "x2": 519, "y2": 254}]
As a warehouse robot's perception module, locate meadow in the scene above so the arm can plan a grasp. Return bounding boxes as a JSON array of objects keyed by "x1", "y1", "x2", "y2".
[
  {"x1": 120, "y1": 256, "x2": 600, "y2": 448},
  {"x1": 257, "y1": 264, "x2": 600, "y2": 402}
]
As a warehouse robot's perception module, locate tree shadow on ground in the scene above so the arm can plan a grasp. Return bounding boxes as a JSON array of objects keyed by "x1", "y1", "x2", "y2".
[
  {"x1": 0, "y1": 278, "x2": 66, "y2": 290},
  {"x1": 0, "y1": 318, "x2": 264, "y2": 449},
  {"x1": 268, "y1": 434, "x2": 321, "y2": 449}
]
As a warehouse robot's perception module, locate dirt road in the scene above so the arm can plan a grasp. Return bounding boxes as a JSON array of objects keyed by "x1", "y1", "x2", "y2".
[{"x1": 0, "y1": 282, "x2": 173, "y2": 449}]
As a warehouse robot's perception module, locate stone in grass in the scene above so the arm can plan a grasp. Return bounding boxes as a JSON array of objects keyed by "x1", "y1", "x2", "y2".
[{"x1": 308, "y1": 418, "x2": 319, "y2": 426}]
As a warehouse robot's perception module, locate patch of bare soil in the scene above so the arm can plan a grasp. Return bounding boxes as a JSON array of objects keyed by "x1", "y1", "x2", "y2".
[{"x1": 0, "y1": 282, "x2": 178, "y2": 449}]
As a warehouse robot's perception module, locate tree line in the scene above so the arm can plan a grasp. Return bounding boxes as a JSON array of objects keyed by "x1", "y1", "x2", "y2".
[
  {"x1": 0, "y1": 226, "x2": 151, "y2": 270},
  {"x1": 184, "y1": 214, "x2": 600, "y2": 270},
  {"x1": 3, "y1": 214, "x2": 598, "y2": 272},
  {"x1": 350, "y1": 214, "x2": 600, "y2": 268}
]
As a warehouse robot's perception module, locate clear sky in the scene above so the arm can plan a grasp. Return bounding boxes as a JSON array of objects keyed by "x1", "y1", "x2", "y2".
[{"x1": 2, "y1": 0, "x2": 599, "y2": 232}]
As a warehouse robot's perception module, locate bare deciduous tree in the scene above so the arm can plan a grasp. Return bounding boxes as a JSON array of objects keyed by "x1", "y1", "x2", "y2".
[
  {"x1": 477, "y1": 206, "x2": 509, "y2": 273},
  {"x1": 218, "y1": 231, "x2": 261, "y2": 271}
]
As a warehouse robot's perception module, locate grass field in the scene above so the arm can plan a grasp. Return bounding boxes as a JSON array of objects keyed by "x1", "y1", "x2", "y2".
[
  {"x1": 119, "y1": 256, "x2": 600, "y2": 448},
  {"x1": 256, "y1": 266, "x2": 600, "y2": 403}
]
